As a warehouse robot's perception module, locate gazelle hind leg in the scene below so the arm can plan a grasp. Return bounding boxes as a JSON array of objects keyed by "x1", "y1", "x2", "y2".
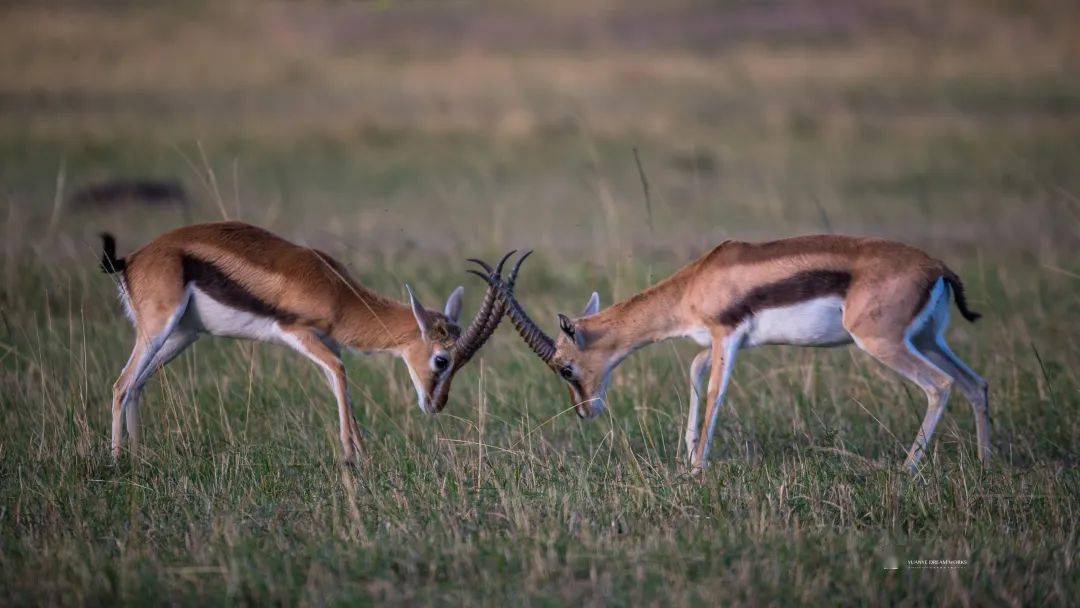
[
  {"x1": 856, "y1": 336, "x2": 954, "y2": 472},
  {"x1": 913, "y1": 308, "x2": 991, "y2": 463},
  {"x1": 111, "y1": 288, "x2": 193, "y2": 460},
  {"x1": 124, "y1": 329, "x2": 199, "y2": 453},
  {"x1": 923, "y1": 340, "x2": 989, "y2": 463},
  {"x1": 112, "y1": 341, "x2": 146, "y2": 460},
  {"x1": 845, "y1": 276, "x2": 959, "y2": 472},
  {"x1": 685, "y1": 349, "x2": 711, "y2": 460}
]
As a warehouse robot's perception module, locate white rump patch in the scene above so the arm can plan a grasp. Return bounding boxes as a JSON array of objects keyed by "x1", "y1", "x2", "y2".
[
  {"x1": 903, "y1": 277, "x2": 948, "y2": 346},
  {"x1": 115, "y1": 283, "x2": 136, "y2": 324}
]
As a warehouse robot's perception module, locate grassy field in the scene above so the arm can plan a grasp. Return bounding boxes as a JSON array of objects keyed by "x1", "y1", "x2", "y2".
[{"x1": 1, "y1": 1, "x2": 1078, "y2": 605}]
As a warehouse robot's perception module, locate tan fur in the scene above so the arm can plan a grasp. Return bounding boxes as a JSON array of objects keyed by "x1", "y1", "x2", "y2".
[
  {"x1": 563, "y1": 236, "x2": 947, "y2": 371},
  {"x1": 125, "y1": 222, "x2": 448, "y2": 349},
  {"x1": 108, "y1": 222, "x2": 466, "y2": 463},
  {"x1": 539, "y1": 235, "x2": 987, "y2": 474}
]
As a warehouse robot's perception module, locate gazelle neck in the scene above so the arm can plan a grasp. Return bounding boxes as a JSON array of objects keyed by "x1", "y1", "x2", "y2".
[
  {"x1": 337, "y1": 290, "x2": 420, "y2": 353},
  {"x1": 583, "y1": 274, "x2": 690, "y2": 356}
]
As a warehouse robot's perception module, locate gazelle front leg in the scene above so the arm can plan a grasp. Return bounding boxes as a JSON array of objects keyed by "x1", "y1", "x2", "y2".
[
  {"x1": 685, "y1": 349, "x2": 711, "y2": 460},
  {"x1": 281, "y1": 327, "x2": 362, "y2": 464},
  {"x1": 691, "y1": 329, "x2": 742, "y2": 473}
]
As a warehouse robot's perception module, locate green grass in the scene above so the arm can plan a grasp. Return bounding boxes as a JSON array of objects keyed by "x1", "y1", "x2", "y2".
[
  {"x1": 1, "y1": 1, "x2": 1079, "y2": 605},
  {"x1": 2, "y1": 256, "x2": 1076, "y2": 605}
]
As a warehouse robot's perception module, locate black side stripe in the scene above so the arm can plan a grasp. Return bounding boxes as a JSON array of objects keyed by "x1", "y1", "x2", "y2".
[
  {"x1": 717, "y1": 270, "x2": 852, "y2": 327},
  {"x1": 181, "y1": 255, "x2": 300, "y2": 324}
]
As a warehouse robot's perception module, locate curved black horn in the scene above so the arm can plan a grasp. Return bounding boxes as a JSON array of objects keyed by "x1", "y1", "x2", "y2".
[
  {"x1": 483, "y1": 249, "x2": 531, "y2": 329},
  {"x1": 451, "y1": 250, "x2": 516, "y2": 368},
  {"x1": 502, "y1": 293, "x2": 556, "y2": 363},
  {"x1": 489, "y1": 253, "x2": 555, "y2": 365},
  {"x1": 466, "y1": 258, "x2": 494, "y2": 275},
  {"x1": 507, "y1": 250, "x2": 532, "y2": 285}
]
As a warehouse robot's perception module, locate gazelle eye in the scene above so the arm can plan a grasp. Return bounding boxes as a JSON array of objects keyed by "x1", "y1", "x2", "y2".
[
  {"x1": 559, "y1": 365, "x2": 574, "y2": 380},
  {"x1": 433, "y1": 355, "x2": 450, "y2": 371}
]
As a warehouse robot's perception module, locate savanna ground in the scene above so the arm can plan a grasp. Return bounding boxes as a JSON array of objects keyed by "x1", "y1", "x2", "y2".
[{"x1": 1, "y1": 1, "x2": 1078, "y2": 605}]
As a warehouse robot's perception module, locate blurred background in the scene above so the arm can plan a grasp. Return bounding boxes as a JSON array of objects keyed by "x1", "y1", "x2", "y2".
[
  {"x1": 2, "y1": 2, "x2": 1079, "y2": 604},
  {"x1": 2, "y1": 0, "x2": 1078, "y2": 281}
]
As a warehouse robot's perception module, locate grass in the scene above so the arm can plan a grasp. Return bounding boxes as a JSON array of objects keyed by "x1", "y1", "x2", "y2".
[{"x1": 1, "y1": 1, "x2": 1078, "y2": 605}]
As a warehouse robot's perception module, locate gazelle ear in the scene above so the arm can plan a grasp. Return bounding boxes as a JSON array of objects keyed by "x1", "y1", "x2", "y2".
[
  {"x1": 558, "y1": 313, "x2": 574, "y2": 336},
  {"x1": 444, "y1": 285, "x2": 464, "y2": 323},
  {"x1": 558, "y1": 313, "x2": 587, "y2": 349},
  {"x1": 406, "y1": 284, "x2": 432, "y2": 339},
  {"x1": 581, "y1": 291, "x2": 600, "y2": 316}
]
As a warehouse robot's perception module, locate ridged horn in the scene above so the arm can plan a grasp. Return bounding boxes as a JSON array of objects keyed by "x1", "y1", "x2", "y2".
[
  {"x1": 478, "y1": 252, "x2": 555, "y2": 366},
  {"x1": 450, "y1": 250, "x2": 515, "y2": 369}
]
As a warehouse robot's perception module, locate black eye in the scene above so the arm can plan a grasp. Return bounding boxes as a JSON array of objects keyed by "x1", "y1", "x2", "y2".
[
  {"x1": 433, "y1": 355, "x2": 449, "y2": 371},
  {"x1": 559, "y1": 366, "x2": 574, "y2": 380}
]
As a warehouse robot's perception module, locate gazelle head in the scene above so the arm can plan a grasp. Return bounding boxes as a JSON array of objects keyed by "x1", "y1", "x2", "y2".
[
  {"x1": 401, "y1": 252, "x2": 521, "y2": 414},
  {"x1": 474, "y1": 260, "x2": 612, "y2": 419},
  {"x1": 549, "y1": 293, "x2": 610, "y2": 419}
]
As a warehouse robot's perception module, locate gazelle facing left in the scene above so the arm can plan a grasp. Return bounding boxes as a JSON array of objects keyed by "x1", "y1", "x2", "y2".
[
  {"x1": 101, "y1": 221, "x2": 518, "y2": 463},
  {"x1": 485, "y1": 236, "x2": 989, "y2": 474}
]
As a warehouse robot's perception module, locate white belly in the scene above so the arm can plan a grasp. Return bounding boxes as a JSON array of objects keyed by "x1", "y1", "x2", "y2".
[
  {"x1": 183, "y1": 287, "x2": 284, "y2": 342},
  {"x1": 744, "y1": 296, "x2": 852, "y2": 347},
  {"x1": 689, "y1": 327, "x2": 712, "y2": 347}
]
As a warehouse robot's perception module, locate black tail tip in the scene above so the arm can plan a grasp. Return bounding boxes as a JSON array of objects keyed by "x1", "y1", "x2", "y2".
[
  {"x1": 99, "y1": 232, "x2": 126, "y2": 273},
  {"x1": 944, "y1": 272, "x2": 981, "y2": 323}
]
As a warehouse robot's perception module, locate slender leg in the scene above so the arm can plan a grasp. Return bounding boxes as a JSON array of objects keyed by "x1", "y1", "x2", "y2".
[
  {"x1": 123, "y1": 330, "x2": 199, "y2": 453},
  {"x1": 111, "y1": 308, "x2": 191, "y2": 459},
  {"x1": 855, "y1": 337, "x2": 954, "y2": 472},
  {"x1": 916, "y1": 338, "x2": 990, "y2": 464},
  {"x1": 280, "y1": 328, "x2": 361, "y2": 463},
  {"x1": 685, "y1": 349, "x2": 711, "y2": 460},
  {"x1": 116, "y1": 291, "x2": 194, "y2": 459},
  {"x1": 112, "y1": 341, "x2": 146, "y2": 460},
  {"x1": 691, "y1": 331, "x2": 741, "y2": 472}
]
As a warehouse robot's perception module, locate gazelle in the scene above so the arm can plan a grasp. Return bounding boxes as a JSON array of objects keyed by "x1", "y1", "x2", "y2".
[
  {"x1": 486, "y1": 236, "x2": 989, "y2": 473},
  {"x1": 100, "y1": 221, "x2": 519, "y2": 463}
]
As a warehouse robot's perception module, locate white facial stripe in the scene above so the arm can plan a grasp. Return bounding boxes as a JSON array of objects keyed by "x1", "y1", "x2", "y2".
[
  {"x1": 574, "y1": 345, "x2": 641, "y2": 417},
  {"x1": 404, "y1": 362, "x2": 431, "y2": 413},
  {"x1": 588, "y1": 374, "x2": 611, "y2": 417},
  {"x1": 572, "y1": 369, "x2": 611, "y2": 419}
]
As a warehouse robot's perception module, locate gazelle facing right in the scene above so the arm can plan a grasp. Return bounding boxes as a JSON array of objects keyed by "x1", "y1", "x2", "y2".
[
  {"x1": 100, "y1": 221, "x2": 520, "y2": 463},
  {"x1": 487, "y1": 236, "x2": 989, "y2": 473}
]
